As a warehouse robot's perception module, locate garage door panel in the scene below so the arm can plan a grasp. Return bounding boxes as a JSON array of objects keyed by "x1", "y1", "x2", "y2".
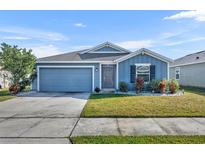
[{"x1": 39, "y1": 68, "x2": 92, "y2": 92}]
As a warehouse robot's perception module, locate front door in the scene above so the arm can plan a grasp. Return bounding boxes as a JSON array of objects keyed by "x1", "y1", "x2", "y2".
[{"x1": 102, "y1": 64, "x2": 116, "y2": 89}]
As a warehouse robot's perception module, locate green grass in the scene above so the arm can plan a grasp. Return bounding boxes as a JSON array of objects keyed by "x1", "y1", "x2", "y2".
[
  {"x1": 81, "y1": 87, "x2": 205, "y2": 117},
  {"x1": 71, "y1": 136, "x2": 205, "y2": 144},
  {"x1": 0, "y1": 89, "x2": 15, "y2": 102}
]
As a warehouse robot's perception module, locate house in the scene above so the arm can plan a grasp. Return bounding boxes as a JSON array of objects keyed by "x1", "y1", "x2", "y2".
[
  {"x1": 32, "y1": 42, "x2": 173, "y2": 92},
  {"x1": 170, "y1": 50, "x2": 205, "y2": 88},
  {"x1": 0, "y1": 68, "x2": 12, "y2": 88}
]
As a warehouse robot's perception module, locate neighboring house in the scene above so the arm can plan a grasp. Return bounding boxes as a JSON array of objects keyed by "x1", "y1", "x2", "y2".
[
  {"x1": 170, "y1": 50, "x2": 205, "y2": 88},
  {"x1": 32, "y1": 42, "x2": 173, "y2": 92},
  {"x1": 0, "y1": 68, "x2": 12, "y2": 88}
]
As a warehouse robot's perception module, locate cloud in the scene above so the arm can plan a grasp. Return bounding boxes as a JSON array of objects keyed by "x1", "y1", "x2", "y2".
[
  {"x1": 2, "y1": 36, "x2": 31, "y2": 40},
  {"x1": 116, "y1": 40, "x2": 154, "y2": 49},
  {"x1": 160, "y1": 32, "x2": 184, "y2": 39},
  {"x1": 74, "y1": 23, "x2": 87, "y2": 28},
  {"x1": 30, "y1": 44, "x2": 64, "y2": 58},
  {"x1": 164, "y1": 10, "x2": 205, "y2": 22},
  {"x1": 0, "y1": 26, "x2": 69, "y2": 41},
  {"x1": 70, "y1": 45, "x2": 92, "y2": 50},
  {"x1": 165, "y1": 36, "x2": 205, "y2": 46}
]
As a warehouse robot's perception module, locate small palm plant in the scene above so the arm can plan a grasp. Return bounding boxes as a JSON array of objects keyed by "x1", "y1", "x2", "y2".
[
  {"x1": 159, "y1": 80, "x2": 167, "y2": 93},
  {"x1": 136, "y1": 77, "x2": 144, "y2": 93}
]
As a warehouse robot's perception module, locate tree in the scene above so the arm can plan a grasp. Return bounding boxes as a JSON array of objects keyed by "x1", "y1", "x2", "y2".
[{"x1": 0, "y1": 43, "x2": 36, "y2": 86}]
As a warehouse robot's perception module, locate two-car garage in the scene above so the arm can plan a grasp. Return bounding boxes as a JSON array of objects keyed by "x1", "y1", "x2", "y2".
[{"x1": 37, "y1": 66, "x2": 94, "y2": 92}]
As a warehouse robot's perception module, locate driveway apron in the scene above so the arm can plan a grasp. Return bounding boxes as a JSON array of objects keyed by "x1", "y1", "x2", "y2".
[{"x1": 0, "y1": 92, "x2": 89, "y2": 144}]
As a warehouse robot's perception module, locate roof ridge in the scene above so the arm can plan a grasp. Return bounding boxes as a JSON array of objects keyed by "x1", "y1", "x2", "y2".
[
  {"x1": 37, "y1": 49, "x2": 88, "y2": 60},
  {"x1": 175, "y1": 50, "x2": 205, "y2": 61}
]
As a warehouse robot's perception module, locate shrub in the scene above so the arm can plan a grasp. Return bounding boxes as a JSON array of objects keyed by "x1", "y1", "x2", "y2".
[
  {"x1": 23, "y1": 85, "x2": 32, "y2": 92},
  {"x1": 159, "y1": 80, "x2": 167, "y2": 93},
  {"x1": 94, "y1": 87, "x2": 101, "y2": 93},
  {"x1": 169, "y1": 79, "x2": 179, "y2": 94},
  {"x1": 9, "y1": 84, "x2": 20, "y2": 94},
  {"x1": 19, "y1": 78, "x2": 31, "y2": 91},
  {"x1": 119, "y1": 82, "x2": 128, "y2": 92},
  {"x1": 136, "y1": 77, "x2": 144, "y2": 93},
  {"x1": 150, "y1": 80, "x2": 160, "y2": 93}
]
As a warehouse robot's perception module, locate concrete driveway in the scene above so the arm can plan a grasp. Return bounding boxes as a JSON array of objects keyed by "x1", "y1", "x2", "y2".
[{"x1": 0, "y1": 92, "x2": 89, "y2": 144}]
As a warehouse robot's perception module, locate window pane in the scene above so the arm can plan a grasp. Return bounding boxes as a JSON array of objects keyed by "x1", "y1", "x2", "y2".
[
  {"x1": 176, "y1": 74, "x2": 179, "y2": 79},
  {"x1": 138, "y1": 74, "x2": 149, "y2": 82}
]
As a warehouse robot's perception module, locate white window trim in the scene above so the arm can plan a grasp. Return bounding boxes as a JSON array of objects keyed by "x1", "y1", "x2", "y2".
[
  {"x1": 135, "y1": 63, "x2": 151, "y2": 83},
  {"x1": 175, "y1": 67, "x2": 180, "y2": 80},
  {"x1": 37, "y1": 65, "x2": 95, "y2": 92},
  {"x1": 135, "y1": 63, "x2": 151, "y2": 66}
]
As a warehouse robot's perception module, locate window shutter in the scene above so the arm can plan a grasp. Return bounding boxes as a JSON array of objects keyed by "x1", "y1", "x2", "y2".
[
  {"x1": 130, "y1": 65, "x2": 136, "y2": 83},
  {"x1": 150, "y1": 65, "x2": 155, "y2": 81}
]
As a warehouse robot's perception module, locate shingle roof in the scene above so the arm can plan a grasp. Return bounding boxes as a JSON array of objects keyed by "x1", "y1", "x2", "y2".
[
  {"x1": 36, "y1": 42, "x2": 173, "y2": 63},
  {"x1": 37, "y1": 49, "x2": 129, "y2": 62},
  {"x1": 171, "y1": 50, "x2": 205, "y2": 66}
]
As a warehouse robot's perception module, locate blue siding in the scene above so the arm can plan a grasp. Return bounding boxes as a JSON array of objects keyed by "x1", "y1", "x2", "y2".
[
  {"x1": 32, "y1": 63, "x2": 100, "y2": 92},
  {"x1": 118, "y1": 54, "x2": 168, "y2": 90},
  {"x1": 40, "y1": 68, "x2": 92, "y2": 92},
  {"x1": 32, "y1": 78, "x2": 37, "y2": 91},
  {"x1": 95, "y1": 47, "x2": 118, "y2": 52}
]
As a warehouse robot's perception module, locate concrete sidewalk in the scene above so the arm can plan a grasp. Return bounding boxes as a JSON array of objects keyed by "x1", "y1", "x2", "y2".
[
  {"x1": 71, "y1": 118, "x2": 205, "y2": 136},
  {"x1": 1, "y1": 117, "x2": 205, "y2": 143}
]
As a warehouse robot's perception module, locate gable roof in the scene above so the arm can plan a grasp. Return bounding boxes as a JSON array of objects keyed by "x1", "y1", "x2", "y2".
[
  {"x1": 170, "y1": 50, "x2": 205, "y2": 67},
  {"x1": 37, "y1": 42, "x2": 172, "y2": 64},
  {"x1": 114, "y1": 48, "x2": 173, "y2": 63},
  {"x1": 80, "y1": 41, "x2": 131, "y2": 54}
]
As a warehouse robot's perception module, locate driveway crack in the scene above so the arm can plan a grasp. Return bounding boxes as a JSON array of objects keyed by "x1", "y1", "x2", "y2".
[
  {"x1": 116, "y1": 118, "x2": 122, "y2": 135},
  {"x1": 68, "y1": 118, "x2": 80, "y2": 139},
  {"x1": 152, "y1": 118, "x2": 172, "y2": 135},
  {"x1": 18, "y1": 118, "x2": 44, "y2": 137}
]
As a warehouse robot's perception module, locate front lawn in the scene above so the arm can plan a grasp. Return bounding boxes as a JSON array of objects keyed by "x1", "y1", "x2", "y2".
[
  {"x1": 71, "y1": 135, "x2": 205, "y2": 144},
  {"x1": 81, "y1": 87, "x2": 205, "y2": 117},
  {"x1": 0, "y1": 89, "x2": 15, "y2": 102}
]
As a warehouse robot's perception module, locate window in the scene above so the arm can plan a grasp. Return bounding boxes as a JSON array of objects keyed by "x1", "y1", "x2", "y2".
[
  {"x1": 136, "y1": 64, "x2": 151, "y2": 83},
  {"x1": 175, "y1": 67, "x2": 180, "y2": 80}
]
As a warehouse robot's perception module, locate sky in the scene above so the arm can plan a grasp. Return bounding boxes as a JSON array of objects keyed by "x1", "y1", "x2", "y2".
[{"x1": 0, "y1": 10, "x2": 205, "y2": 59}]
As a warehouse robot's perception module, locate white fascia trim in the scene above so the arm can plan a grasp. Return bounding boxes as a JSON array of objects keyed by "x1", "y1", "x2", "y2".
[
  {"x1": 169, "y1": 61, "x2": 205, "y2": 67},
  {"x1": 116, "y1": 63, "x2": 119, "y2": 90},
  {"x1": 37, "y1": 65, "x2": 95, "y2": 92},
  {"x1": 99, "y1": 63, "x2": 102, "y2": 89},
  {"x1": 167, "y1": 62, "x2": 170, "y2": 80},
  {"x1": 144, "y1": 52, "x2": 172, "y2": 64},
  {"x1": 37, "y1": 61, "x2": 113, "y2": 64},
  {"x1": 88, "y1": 51, "x2": 125, "y2": 53},
  {"x1": 100, "y1": 61, "x2": 116, "y2": 64},
  {"x1": 81, "y1": 42, "x2": 131, "y2": 54},
  {"x1": 115, "y1": 49, "x2": 173, "y2": 64},
  {"x1": 114, "y1": 51, "x2": 141, "y2": 63}
]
